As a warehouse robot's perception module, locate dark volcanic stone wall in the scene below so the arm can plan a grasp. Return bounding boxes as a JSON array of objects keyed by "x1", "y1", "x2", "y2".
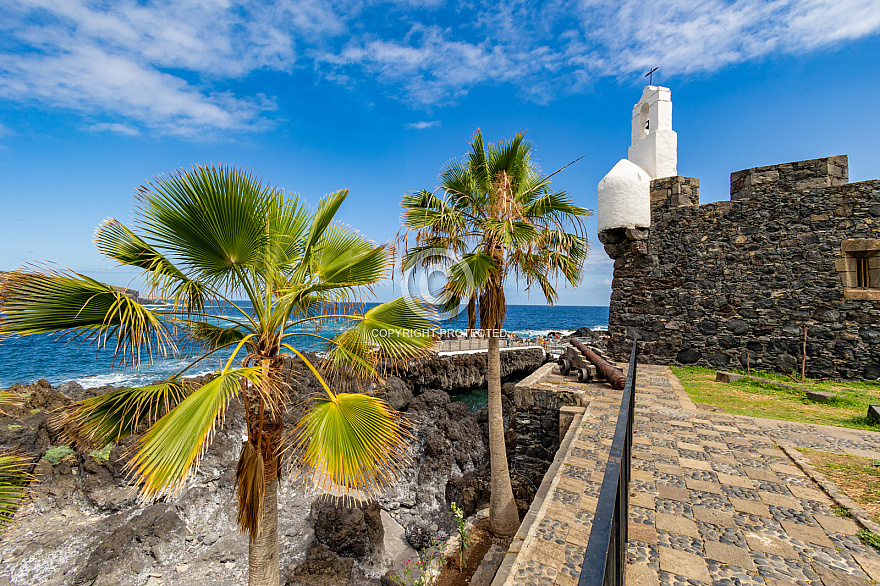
[
  {"x1": 602, "y1": 155, "x2": 880, "y2": 380},
  {"x1": 398, "y1": 348, "x2": 546, "y2": 393},
  {"x1": 512, "y1": 380, "x2": 583, "y2": 505}
]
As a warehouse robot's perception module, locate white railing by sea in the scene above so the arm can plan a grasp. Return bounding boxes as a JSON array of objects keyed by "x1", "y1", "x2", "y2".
[{"x1": 437, "y1": 338, "x2": 560, "y2": 354}]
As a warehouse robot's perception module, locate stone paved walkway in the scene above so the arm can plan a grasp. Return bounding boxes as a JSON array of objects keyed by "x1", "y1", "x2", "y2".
[{"x1": 499, "y1": 363, "x2": 880, "y2": 586}]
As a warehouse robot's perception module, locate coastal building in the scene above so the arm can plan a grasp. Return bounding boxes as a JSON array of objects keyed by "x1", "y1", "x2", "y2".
[{"x1": 598, "y1": 86, "x2": 880, "y2": 379}]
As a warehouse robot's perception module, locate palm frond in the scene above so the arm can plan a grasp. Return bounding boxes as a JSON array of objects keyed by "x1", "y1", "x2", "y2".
[
  {"x1": 94, "y1": 219, "x2": 207, "y2": 313},
  {"x1": 57, "y1": 380, "x2": 190, "y2": 447},
  {"x1": 297, "y1": 190, "x2": 348, "y2": 278},
  {"x1": 522, "y1": 191, "x2": 591, "y2": 221},
  {"x1": 482, "y1": 219, "x2": 539, "y2": 249},
  {"x1": 401, "y1": 190, "x2": 467, "y2": 234},
  {"x1": 186, "y1": 321, "x2": 248, "y2": 350},
  {"x1": 401, "y1": 242, "x2": 462, "y2": 274},
  {"x1": 324, "y1": 297, "x2": 436, "y2": 380},
  {"x1": 466, "y1": 129, "x2": 491, "y2": 193},
  {"x1": 266, "y1": 190, "x2": 310, "y2": 272},
  {"x1": 290, "y1": 392, "x2": 411, "y2": 496},
  {"x1": 128, "y1": 367, "x2": 262, "y2": 498},
  {"x1": 0, "y1": 391, "x2": 24, "y2": 408},
  {"x1": 0, "y1": 453, "x2": 31, "y2": 529},
  {"x1": 311, "y1": 224, "x2": 387, "y2": 287},
  {"x1": 443, "y1": 252, "x2": 497, "y2": 298},
  {"x1": 134, "y1": 165, "x2": 274, "y2": 288},
  {"x1": 235, "y1": 440, "x2": 265, "y2": 536},
  {"x1": 0, "y1": 268, "x2": 173, "y2": 366}
]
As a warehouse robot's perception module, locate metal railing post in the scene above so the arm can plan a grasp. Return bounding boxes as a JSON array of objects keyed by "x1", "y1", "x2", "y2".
[{"x1": 578, "y1": 335, "x2": 638, "y2": 586}]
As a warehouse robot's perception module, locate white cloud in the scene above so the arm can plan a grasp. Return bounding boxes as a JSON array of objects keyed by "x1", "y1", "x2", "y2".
[
  {"x1": 1, "y1": 0, "x2": 878, "y2": 133},
  {"x1": 87, "y1": 122, "x2": 140, "y2": 136},
  {"x1": 581, "y1": 253, "x2": 613, "y2": 271},
  {"x1": 406, "y1": 120, "x2": 440, "y2": 129},
  {"x1": 563, "y1": 0, "x2": 880, "y2": 77}
]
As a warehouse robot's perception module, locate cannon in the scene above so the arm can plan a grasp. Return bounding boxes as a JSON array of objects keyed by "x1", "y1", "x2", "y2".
[{"x1": 557, "y1": 338, "x2": 627, "y2": 390}]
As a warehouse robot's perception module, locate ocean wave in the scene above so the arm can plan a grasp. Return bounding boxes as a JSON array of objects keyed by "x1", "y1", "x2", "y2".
[
  {"x1": 71, "y1": 358, "x2": 220, "y2": 389},
  {"x1": 511, "y1": 329, "x2": 575, "y2": 337}
]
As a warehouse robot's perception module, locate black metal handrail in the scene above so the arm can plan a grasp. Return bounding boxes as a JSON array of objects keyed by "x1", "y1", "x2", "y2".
[{"x1": 578, "y1": 336, "x2": 638, "y2": 586}]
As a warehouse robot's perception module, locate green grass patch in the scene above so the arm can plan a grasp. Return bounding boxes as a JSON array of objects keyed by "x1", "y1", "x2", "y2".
[
  {"x1": 671, "y1": 366, "x2": 880, "y2": 431},
  {"x1": 832, "y1": 504, "x2": 851, "y2": 518},
  {"x1": 43, "y1": 445, "x2": 74, "y2": 466},
  {"x1": 858, "y1": 530, "x2": 880, "y2": 552}
]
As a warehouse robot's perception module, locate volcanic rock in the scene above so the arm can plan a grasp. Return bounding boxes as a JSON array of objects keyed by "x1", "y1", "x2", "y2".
[
  {"x1": 404, "y1": 521, "x2": 432, "y2": 551},
  {"x1": 71, "y1": 502, "x2": 185, "y2": 585},
  {"x1": 310, "y1": 496, "x2": 384, "y2": 560},
  {"x1": 373, "y1": 377, "x2": 413, "y2": 411},
  {"x1": 286, "y1": 544, "x2": 354, "y2": 586}
]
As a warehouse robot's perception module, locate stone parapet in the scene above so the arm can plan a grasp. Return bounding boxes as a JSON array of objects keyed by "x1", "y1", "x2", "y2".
[
  {"x1": 511, "y1": 363, "x2": 592, "y2": 509},
  {"x1": 730, "y1": 154, "x2": 848, "y2": 201},
  {"x1": 650, "y1": 175, "x2": 700, "y2": 206}
]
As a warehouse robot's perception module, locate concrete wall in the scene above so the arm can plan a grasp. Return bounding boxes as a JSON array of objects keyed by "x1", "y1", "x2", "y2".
[{"x1": 601, "y1": 155, "x2": 880, "y2": 380}]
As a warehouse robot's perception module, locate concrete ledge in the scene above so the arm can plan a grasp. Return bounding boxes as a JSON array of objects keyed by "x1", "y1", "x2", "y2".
[{"x1": 715, "y1": 371, "x2": 743, "y2": 383}]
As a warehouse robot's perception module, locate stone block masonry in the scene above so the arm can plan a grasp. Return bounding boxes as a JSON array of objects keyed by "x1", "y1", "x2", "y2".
[{"x1": 601, "y1": 155, "x2": 880, "y2": 379}]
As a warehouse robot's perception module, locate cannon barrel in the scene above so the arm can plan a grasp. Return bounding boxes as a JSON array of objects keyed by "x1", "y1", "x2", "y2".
[{"x1": 570, "y1": 338, "x2": 626, "y2": 390}]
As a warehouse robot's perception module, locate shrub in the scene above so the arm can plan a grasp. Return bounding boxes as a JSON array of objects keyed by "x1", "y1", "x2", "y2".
[{"x1": 43, "y1": 445, "x2": 74, "y2": 466}]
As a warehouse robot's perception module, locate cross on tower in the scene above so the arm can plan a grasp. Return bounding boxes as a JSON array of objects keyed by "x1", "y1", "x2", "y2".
[{"x1": 645, "y1": 67, "x2": 658, "y2": 85}]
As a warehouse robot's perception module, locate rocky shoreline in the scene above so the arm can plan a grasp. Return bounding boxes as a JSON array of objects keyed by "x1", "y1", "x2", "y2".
[{"x1": 0, "y1": 347, "x2": 558, "y2": 586}]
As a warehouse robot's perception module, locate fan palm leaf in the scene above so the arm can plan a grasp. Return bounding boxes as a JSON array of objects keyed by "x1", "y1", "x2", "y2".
[
  {"x1": 57, "y1": 379, "x2": 190, "y2": 447},
  {"x1": 129, "y1": 367, "x2": 263, "y2": 498},
  {"x1": 95, "y1": 219, "x2": 208, "y2": 313},
  {"x1": 322, "y1": 297, "x2": 436, "y2": 379},
  {"x1": 0, "y1": 269, "x2": 173, "y2": 366},
  {"x1": 135, "y1": 166, "x2": 274, "y2": 288},
  {"x1": 0, "y1": 454, "x2": 31, "y2": 530},
  {"x1": 291, "y1": 392, "x2": 410, "y2": 496}
]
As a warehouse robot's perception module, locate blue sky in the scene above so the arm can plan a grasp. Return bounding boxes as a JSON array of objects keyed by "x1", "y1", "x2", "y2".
[{"x1": 1, "y1": 0, "x2": 879, "y2": 306}]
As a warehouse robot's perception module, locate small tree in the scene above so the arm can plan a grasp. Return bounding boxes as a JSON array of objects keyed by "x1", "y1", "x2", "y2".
[
  {"x1": 0, "y1": 166, "x2": 435, "y2": 585},
  {"x1": 400, "y1": 131, "x2": 590, "y2": 535}
]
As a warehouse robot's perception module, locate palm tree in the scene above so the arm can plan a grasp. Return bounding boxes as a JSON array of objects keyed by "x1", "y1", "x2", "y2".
[
  {"x1": 400, "y1": 131, "x2": 590, "y2": 535},
  {"x1": 0, "y1": 166, "x2": 435, "y2": 585}
]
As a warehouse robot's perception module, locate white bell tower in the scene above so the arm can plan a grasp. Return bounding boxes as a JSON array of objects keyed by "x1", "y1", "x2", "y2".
[
  {"x1": 628, "y1": 86, "x2": 677, "y2": 179},
  {"x1": 596, "y1": 85, "x2": 678, "y2": 233}
]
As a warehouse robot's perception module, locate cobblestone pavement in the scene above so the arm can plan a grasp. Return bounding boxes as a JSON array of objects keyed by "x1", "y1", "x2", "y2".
[{"x1": 502, "y1": 364, "x2": 880, "y2": 586}]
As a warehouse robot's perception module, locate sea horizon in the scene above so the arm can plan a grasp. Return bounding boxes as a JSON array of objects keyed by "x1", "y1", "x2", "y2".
[{"x1": 0, "y1": 303, "x2": 610, "y2": 389}]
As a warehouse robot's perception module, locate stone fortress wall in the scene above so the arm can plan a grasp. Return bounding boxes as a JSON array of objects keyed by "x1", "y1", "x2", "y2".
[{"x1": 600, "y1": 154, "x2": 880, "y2": 379}]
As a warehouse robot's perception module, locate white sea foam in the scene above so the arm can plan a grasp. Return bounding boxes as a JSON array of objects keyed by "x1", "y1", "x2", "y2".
[
  {"x1": 72, "y1": 358, "x2": 219, "y2": 389},
  {"x1": 512, "y1": 329, "x2": 575, "y2": 337}
]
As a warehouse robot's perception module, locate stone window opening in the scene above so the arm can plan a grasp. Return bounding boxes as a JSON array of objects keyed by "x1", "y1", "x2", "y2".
[
  {"x1": 835, "y1": 239, "x2": 880, "y2": 300},
  {"x1": 856, "y1": 256, "x2": 871, "y2": 288}
]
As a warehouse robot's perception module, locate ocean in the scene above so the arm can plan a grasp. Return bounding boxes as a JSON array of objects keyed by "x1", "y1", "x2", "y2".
[{"x1": 0, "y1": 303, "x2": 608, "y2": 389}]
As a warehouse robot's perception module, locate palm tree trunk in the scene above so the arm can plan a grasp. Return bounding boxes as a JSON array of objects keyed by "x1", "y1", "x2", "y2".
[
  {"x1": 248, "y1": 363, "x2": 283, "y2": 586},
  {"x1": 248, "y1": 477, "x2": 279, "y2": 586},
  {"x1": 487, "y1": 331, "x2": 519, "y2": 536}
]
